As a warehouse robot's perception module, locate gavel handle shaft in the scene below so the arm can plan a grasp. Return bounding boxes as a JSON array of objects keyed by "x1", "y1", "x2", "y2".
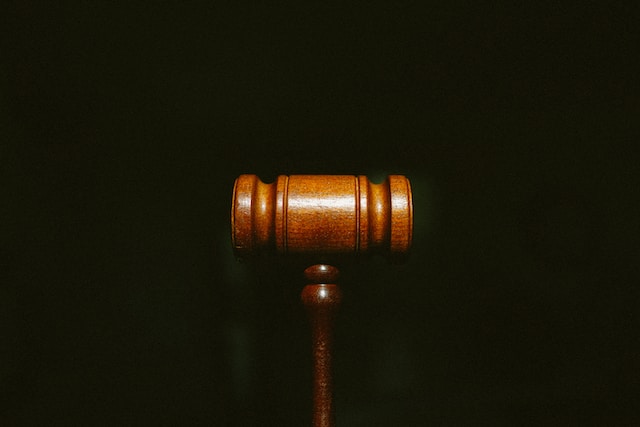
[{"x1": 302, "y1": 283, "x2": 342, "y2": 427}]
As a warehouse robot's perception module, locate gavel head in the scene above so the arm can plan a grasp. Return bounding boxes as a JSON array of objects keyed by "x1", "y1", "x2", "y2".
[{"x1": 231, "y1": 174, "x2": 413, "y2": 262}]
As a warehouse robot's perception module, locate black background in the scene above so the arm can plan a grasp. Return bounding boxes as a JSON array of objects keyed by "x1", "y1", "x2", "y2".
[{"x1": 2, "y1": 2, "x2": 639, "y2": 426}]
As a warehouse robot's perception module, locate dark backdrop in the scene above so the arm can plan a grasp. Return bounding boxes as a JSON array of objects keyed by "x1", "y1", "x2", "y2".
[{"x1": 2, "y1": 3, "x2": 638, "y2": 426}]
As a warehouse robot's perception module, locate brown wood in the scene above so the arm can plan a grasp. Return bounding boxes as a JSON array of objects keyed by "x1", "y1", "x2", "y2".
[
  {"x1": 231, "y1": 174, "x2": 413, "y2": 259},
  {"x1": 301, "y1": 265, "x2": 342, "y2": 427},
  {"x1": 230, "y1": 174, "x2": 413, "y2": 426}
]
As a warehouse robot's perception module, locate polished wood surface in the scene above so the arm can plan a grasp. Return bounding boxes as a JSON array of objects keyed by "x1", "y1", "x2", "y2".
[
  {"x1": 231, "y1": 174, "x2": 413, "y2": 259},
  {"x1": 231, "y1": 174, "x2": 413, "y2": 426},
  {"x1": 302, "y1": 265, "x2": 342, "y2": 427}
]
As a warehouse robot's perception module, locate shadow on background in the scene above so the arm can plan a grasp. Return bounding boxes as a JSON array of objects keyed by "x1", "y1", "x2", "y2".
[{"x1": 2, "y1": 3, "x2": 638, "y2": 426}]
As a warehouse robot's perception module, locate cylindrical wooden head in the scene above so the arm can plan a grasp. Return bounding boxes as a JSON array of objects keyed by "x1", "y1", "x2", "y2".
[{"x1": 231, "y1": 174, "x2": 413, "y2": 260}]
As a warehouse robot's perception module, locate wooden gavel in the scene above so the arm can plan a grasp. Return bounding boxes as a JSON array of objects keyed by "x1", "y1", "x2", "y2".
[{"x1": 231, "y1": 174, "x2": 413, "y2": 427}]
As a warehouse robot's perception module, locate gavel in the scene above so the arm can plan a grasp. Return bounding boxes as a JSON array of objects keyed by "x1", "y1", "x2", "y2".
[{"x1": 231, "y1": 174, "x2": 413, "y2": 427}]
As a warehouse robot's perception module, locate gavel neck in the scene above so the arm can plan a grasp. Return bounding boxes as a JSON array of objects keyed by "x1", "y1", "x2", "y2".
[{"x1": 301, "y1": 264, "x2": 342, "y2": 427}]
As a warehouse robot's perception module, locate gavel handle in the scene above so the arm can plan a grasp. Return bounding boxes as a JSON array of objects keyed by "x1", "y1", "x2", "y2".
[{"x1": 301, "y1": 266, "x2": 342, "y2": 427}]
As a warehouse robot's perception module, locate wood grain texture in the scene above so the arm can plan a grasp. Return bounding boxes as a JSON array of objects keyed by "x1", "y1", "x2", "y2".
[
  {"x1": 230, "y1": 175, "x2": 413, "y2": 426},
  {"x1": 231, "y1": 174, "x2": 413, "y2": 260},
  {"x1": 302, "y1": 265, "x2": 342, "y2": 427}
]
